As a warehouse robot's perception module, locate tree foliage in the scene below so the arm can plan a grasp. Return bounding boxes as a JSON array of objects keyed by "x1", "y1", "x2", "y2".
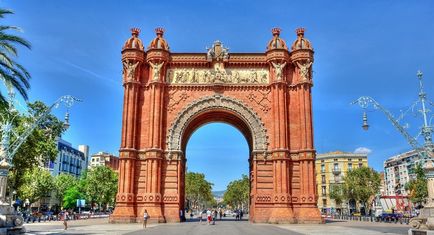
[
  {"x1": 6, "y1": 101, "x2": 66, "y2": 192},
  {"x1": 405, "y1": 163, "x2": 428, "y2": 205},
  {"x1": 54, "y1": 173, "x2": 77, "y2": 205},
  {"x1": 82, "y1": 166, "x2": 118, "y2": 209},
  {"x1": 0, "y1": 8, "x2": 32, "y2": 106},
  {"x1": 185, "y1": 172, "x2": 214, "y2": 209},
  {"x1": 329, "y1": 183, "x2": 345, "y2": 208},
  {"x1": 223, "y1": 174, "x2": 249, "y2": 209},
  {"x1": 342, "y1": 166, "x2": 381, "y2": 211},
  {"x1": 18, "y1": 167, "x2": 53, "y2": 205},
  {"x1": 63, "y1": 186, "x2": 82, "y2": 209}
]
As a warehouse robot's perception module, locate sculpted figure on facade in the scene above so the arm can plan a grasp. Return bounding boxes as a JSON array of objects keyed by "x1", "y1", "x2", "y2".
[
  {"x1": 149, "y1": 61, "x2": 164, "y2": 81},
  {"x1": 271, "y1": 61, "x2": 287, "y2": 80},
  {"x1": 296, "y1": 59, "x2": 312, "y2": 80},
  {"x1": 250, "y1": 69, "x2": 258, "y2": 83},
  {"x1": 123, "y1": 60, "x2": 140, "y2": 80},
  {"x1": 166, "y1": 68, "x2": 268, "y2": 84}
]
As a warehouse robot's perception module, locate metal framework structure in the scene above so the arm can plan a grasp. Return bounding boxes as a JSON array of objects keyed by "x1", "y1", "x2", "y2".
[
  {"x1": 0, "y1": 93, "x2": 81, "y2": 164},
  {"x1": 352, "y1": 71, "x2": 433, "y2": 158}
]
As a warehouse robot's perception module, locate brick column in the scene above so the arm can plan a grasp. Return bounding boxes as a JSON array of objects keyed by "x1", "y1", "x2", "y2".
[
  {"x1": 111, "y1": 48, "x2": 144, "y2": 222},
  {"x1": 138, "y1": 48, "x2": 170, "y2": 222},
  {"x1": 266, "y1": 49, "x2": 295, "y2": 223},
  {"x1": 290, "y1": 46, "x2": 322, "y2": 223}
]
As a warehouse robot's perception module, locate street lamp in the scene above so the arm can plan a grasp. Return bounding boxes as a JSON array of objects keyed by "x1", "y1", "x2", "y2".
[
  {"x1": 352, "y1": 70, "x2": 433, "y2": 230},
  {"x1": 352, "y1": 70, "x2": 433, "y2": 158},
  {"x1": 0, "y1": 86, "x2": 81, "y2": 232},
  {"x1": 362, "y1": 112, "x2": 369, "y2": 131}
]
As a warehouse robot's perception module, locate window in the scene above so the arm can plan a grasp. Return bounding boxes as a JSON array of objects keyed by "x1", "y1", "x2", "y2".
[
  {"x1": 321, "y1": 164, "x2": 325, "y2": 173},
  {"x1": 321, "y1": 175, "x2": 326, "y2": 184},
  {"x1": 348, "y1": 163, "x2": 353, "y2": 171},
  {"x1": 322, "y1": 199, "x2": 327, "y2": 207},
  {"x1": 358, "y1": 163, "x2": 363, "y2": 168},
  {"x1": 333, "y1": 163, "x2": 339, "y2": 171},
  {"x1": 322, "y1": 186, "x2": 326, "y2": 196}
]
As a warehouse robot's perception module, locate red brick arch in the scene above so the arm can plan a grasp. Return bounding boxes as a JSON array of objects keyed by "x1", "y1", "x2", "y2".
[{"x1": 110, "y1": 27, "x2": 321, "y2": 224}]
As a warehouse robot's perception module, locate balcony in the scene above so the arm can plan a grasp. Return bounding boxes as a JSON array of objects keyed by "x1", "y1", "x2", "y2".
[{"x1": 332, "y1": 167, "x2": 341, "y2": 175}]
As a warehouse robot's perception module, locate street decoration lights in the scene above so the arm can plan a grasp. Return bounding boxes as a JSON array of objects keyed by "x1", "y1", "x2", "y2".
[
  {"x1": 0, "y1": 86, "x2": 80, "y2": 232},
  {"x1": 352, "y1": 71, "x2": 434, "y2": 230},
  {"x1": 352, "y1": 70, "x2": 433, "y2": 158}
]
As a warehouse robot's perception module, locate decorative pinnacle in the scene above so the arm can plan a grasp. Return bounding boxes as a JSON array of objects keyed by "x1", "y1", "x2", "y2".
[
  {"x1": 155, "y1": 27, "x2": 165, "y2": 36},
  {"x1": 131, "y1": 28, "x2": 140, "y2": 36},
  {"x1": 271, "y1": 27, "x2": 281, "y2": 36},
  {"x1": 296, "y1": 27, "x2": 305, "y2": 36}
]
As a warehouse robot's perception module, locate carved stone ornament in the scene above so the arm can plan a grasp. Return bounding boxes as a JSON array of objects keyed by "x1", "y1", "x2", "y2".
[
  {"x1": 296, "y1": 59, "x2": 312, "y2": 81},
  {"x1": 271, "y1": 61, "x2": 287, "y2": 80},
  {"x1": 149, "y1": 61, "x2": 164, "y2": 81},
  {"x1": 206, "y1": 40, "x2": 229, "y2": 61},
  {"x1": 166, "y1": 94, "x2": 269, "y2": 152},
  {"x1": 123, "y1": 60, "x2": 140, "y2": 80},
  {"x1": 166, "y1": 68, "x2": 269, "y2": 84}
]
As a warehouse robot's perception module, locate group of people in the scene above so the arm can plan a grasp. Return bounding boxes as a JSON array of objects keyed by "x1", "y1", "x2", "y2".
[
  {"x1": 234, "y1": 209, "x2": 244, "y2": 221},
  {"x1": 200, "y1": 208, "x2": 220, "y2": 225}
]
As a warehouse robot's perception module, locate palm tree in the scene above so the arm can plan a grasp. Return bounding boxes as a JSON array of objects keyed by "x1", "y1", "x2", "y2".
[{"x1": 0, "y1": 8, "x2": 31, "y2": 106}]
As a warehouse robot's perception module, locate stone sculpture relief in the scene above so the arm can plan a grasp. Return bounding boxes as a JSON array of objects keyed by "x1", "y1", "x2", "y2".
[
  {"x1": 296, "y1": 59, "x2": 312, "y2": 80},
  {"x1": 149, "y1": 61, "x2": 164, "y2": 81},
  {"x1": 271, "y1": 61, "x2": 287, "y2": 80},
  {"x1": 166, "y1": 68, "x2": 269, "y2": 84},
  {"x1": 123, "y1": 60, "x2": 139, "y2": 80}
]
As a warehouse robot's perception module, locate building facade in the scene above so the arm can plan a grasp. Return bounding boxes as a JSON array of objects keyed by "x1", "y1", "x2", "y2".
[
  {"x1": 384, "y1": 149, "x2": 433, "y2": 196},
  {"x1": 47, "y1": 139, "x2": 87, "y2": 177},
  {"x1": 90, "y1": 152, "x2": 119, "y2": 171},
  {"x1": 111, "y1": 27, "x2": 321, "y2": 224},
  {"x1": 315, "y1": 151, "x2": 368, "y2": 214},
  {"x1": 78, "y1": 145, "x2": 90, "y2": 169}
]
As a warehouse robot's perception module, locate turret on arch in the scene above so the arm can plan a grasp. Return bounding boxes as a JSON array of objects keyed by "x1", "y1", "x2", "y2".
[{"x1": 110, "y1": 27, "x2": 322, "y2": 224}]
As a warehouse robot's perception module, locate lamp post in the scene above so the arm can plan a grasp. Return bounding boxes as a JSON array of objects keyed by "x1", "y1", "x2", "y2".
[
  {"x1": 0, "y1": 86, "x2": 81, "y2": 232},
  {"x1": 352, "y1": 71, "x2": 433, "y2": 230},
  {"x1": 352, "y1": 70, "x2": 433, "y2": 158}
]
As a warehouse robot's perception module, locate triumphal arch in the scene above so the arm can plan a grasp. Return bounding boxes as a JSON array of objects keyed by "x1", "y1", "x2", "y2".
[{"x1": 110, "y1": 27, "x2": 321, "y2": 223}]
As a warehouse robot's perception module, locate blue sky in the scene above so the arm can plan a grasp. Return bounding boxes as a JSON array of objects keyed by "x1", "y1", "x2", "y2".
[{"x1": 3, "y1": 0, "x2": 434, "y2": 191}]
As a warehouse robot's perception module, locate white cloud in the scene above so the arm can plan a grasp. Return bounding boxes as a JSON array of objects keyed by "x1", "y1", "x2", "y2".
[{"x1": 354, "y1": 147, "x2": 372, "y2": 154}]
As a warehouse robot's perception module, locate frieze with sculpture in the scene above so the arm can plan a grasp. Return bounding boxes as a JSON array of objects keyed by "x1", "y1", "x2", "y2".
[{"x1": 166, "y1": 68, "x2": 269, "y2": 84}]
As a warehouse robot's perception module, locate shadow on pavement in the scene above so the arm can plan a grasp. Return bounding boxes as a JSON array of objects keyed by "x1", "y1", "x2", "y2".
[{"x1": 183, "y1": 217, "x2": 249, "y2": 223}]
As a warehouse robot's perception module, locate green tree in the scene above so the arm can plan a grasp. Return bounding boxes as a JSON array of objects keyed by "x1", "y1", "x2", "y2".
[
  {"x1": 405, "y1": 163, "x2": 427, "y2": 205},
  {"x1": 63, "y1": 186, "x2": 82, "y2": 209},
  {"x1": 18, "y1": 167, "x2": 54, "y2": 207},
  {"x1": 54, "y1": 173, "x2": 78, "y2": 206},
  {"x1": 223, "y1": 174, "x2": 250, "y2": 210},
  {"x1": 83, "y1": 166, "x2": 118, "y2": 210},
  {"x1": 6, "y1": 101, "x2": 66, "y2": 192},
  {"x1": 329, "y1": 183, "x2": 345, "y2": 212},
  {"x1": 185, "y1": 172, "x2": 214, "y2": 210},
  {"x1": 342, "y1": 167, "x2": 380, "y2": 213},
  {"x1": 0, "y1": 8, "x2": 32, "y2": 107}
]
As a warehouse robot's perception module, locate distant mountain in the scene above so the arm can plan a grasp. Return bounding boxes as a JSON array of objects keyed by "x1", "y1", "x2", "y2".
[{"x1": 212, "y1": 190, "x2": 226, "y2": 197}]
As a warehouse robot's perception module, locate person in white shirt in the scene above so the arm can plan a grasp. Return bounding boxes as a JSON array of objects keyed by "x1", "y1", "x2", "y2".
[{"x1": 143, "y1": 209, "x2": 149, "y2": 228}]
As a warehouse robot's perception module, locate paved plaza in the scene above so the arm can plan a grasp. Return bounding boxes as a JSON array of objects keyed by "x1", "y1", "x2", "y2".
[{"x1": 23, "y1": 217, "x2": 411, "y2": 235}]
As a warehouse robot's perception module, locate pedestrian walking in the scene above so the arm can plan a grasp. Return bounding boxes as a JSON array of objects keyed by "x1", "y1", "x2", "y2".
[
  {"x1": 213, "y1": 210, "x2": 217, "y2": 225},
  {"x1": 63, "y1": 210, "x2": 69, "y2": 230},
  {"x1": 143, "y1": 209, "x2": 149, "y2": 228},
  {"x1": 206, "y1": 209, "x2": 212, "y2": 225},
  {"x1": 240, "y1": 210, "x2": 244, "y2": 220}
]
